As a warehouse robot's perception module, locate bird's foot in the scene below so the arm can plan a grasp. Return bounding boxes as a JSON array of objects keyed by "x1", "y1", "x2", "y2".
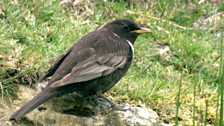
[{"x1": 97, "y1": 94, "x2": 130, "y2": 111}]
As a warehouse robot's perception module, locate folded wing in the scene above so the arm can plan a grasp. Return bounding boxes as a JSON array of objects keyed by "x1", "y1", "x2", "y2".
[{"x1": 50, "y1": 34, "x2": 130, "y2": 88}]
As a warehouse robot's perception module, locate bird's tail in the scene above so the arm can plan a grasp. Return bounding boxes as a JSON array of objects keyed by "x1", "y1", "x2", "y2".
[{"x1": 10, "y1": 88, "x2": 53, "y2": 121}]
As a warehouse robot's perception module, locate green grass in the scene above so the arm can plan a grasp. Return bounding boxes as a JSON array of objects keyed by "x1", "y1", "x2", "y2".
[
  {"x1": 218, "y1": 32, "x2": 224, "y2": 126},
  {"x1": 0, "y1": 0, "x2": 223, "y2": 125}
]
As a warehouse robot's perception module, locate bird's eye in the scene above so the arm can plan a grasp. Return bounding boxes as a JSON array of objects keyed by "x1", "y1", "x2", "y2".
[{"x1": 124, "y1": 25, "x2": 130, "y2": 31}]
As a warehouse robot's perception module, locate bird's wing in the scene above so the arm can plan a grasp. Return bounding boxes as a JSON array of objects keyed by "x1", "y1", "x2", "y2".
[
  {"x1": 37, "y1": 47, "x2": 73, "y2": 82},
  {"x1": 50, "y1": 34, "x2": 131, "y2": 88}
]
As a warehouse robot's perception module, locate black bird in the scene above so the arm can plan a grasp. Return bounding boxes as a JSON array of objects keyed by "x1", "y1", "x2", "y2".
[{"x1": 10, "y1": 19, "x2": 151, "y2": 120}]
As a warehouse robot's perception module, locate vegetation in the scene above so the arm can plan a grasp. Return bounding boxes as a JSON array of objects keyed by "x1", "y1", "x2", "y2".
[{"x1": 0, "y1": 0, "x2": 223, "y2": 125}]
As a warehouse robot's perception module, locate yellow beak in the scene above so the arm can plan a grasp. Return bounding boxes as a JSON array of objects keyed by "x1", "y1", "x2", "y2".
[{"x1": 130, "y1": 27, "x2": 151, "y2": 34}]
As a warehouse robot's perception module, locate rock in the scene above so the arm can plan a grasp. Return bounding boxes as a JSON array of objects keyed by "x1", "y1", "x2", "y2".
[
  {"x1": 1, "y1": 83, "x2": 160, "y2": 126},
  {"x1": 193, "y1": 12, "x2": 224, "y2": 30}
]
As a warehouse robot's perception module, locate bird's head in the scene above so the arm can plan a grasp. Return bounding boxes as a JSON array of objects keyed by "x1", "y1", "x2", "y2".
[{"x1": 103, "y1": 19, "x2": 151, "y2": 43}]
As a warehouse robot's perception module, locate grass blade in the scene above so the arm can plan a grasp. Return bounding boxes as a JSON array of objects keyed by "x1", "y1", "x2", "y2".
[
  {"x1": 175, "y1": 72, "x2": 182, "y2": 126},
  {"x1": 219, "y1": 32, "x2": 224, "y2": 126}
]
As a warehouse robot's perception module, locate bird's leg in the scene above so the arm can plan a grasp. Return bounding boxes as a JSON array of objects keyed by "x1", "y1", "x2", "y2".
[{"x1": 97, "y1": 94, "x2": 129, "y2": 111}]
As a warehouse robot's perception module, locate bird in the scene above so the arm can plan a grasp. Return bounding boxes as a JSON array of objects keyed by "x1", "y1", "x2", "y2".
[{"x1": 10, "y1": 19, "x2": 151, "y2": 121}]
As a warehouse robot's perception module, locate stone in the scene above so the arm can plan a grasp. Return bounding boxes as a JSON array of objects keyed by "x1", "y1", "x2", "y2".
[{"x1": 1, "y1": 83, "x2": 161, "y2": 126}]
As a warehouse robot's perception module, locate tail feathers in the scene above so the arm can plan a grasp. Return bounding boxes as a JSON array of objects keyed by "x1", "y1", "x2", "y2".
[{"x1": 10, "y1": 88, "x2": 53, "y2": 121}]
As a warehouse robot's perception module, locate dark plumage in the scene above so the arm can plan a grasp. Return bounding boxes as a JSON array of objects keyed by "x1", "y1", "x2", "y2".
[{"x1": 10, "y1": 19, "x2": 151, "y2": 120}]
